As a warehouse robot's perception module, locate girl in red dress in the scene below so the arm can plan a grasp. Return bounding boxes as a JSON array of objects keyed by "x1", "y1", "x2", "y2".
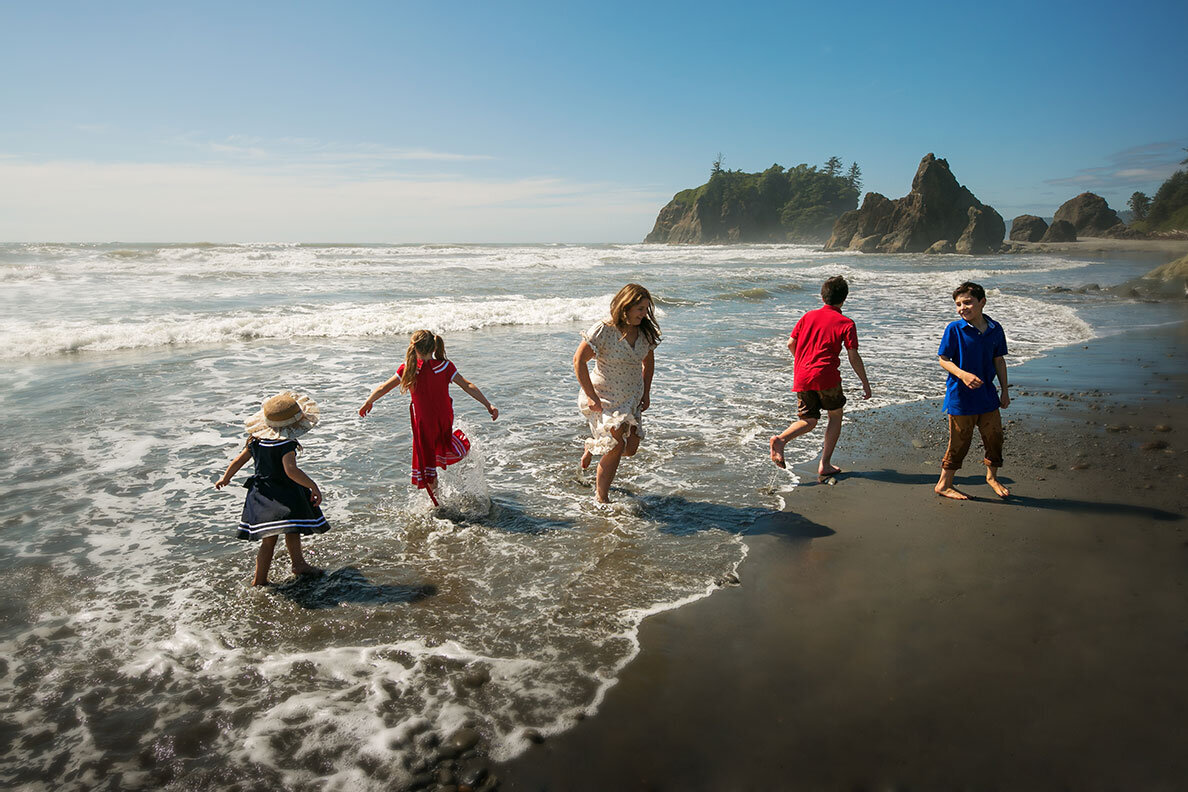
[{"x1": 360, "y1": 330, "x2": 498, "y2": 504}]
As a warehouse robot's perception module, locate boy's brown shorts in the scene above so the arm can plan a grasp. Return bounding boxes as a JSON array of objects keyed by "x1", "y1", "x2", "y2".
[{"x1": 796, "y1": 386, "x2": 846, "y2": 420}]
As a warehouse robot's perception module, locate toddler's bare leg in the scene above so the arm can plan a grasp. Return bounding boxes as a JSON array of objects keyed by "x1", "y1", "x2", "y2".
[
  {"x1": 285, "y1": 533, "x2": 323, "y2": 577},
  {"x1": 253, "y1": 536, "x2": 279, "y2": 586}
]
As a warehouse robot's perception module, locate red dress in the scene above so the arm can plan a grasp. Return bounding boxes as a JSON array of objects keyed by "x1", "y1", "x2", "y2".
[{"x1": 396, "y1": 358, "x2": 471, "y2": 490}]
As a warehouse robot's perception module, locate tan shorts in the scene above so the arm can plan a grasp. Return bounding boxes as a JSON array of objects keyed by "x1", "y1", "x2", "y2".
[
  {"x1": 942, "y1": 410, "x2": 1004, "y2": 470},
  {"x1": 796, "y1": 386, "x2": 846, "y2": 421}
]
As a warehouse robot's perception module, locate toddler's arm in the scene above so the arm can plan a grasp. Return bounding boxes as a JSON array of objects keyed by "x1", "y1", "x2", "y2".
[
  {"x1": 994, "y1": 355, "x2": 1010, "y2": 408},
  {"x1": 938, "y1": 355, "x2": 983, "y2": 389},
  {"x1": 573, "y1": 340, "x2": 602, "y2": 412},
  {"x1": 846, "y1": 348, "x2": 872, "y2": 399},
  {"x1": 451, "y1": 372, "x2": 498, "y2": 420},
  {"x1": 215, "y1": 445, "x2": 252, "y2": 489},
  {"x1": 360, "y1": 373, "x2": 402, "y2": 417},
  {"x1": 282, "y1": 452, "x2": 323, "y2": 505}
]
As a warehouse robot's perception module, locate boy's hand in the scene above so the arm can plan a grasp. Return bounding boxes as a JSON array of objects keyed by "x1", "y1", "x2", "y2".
[
  {"x1": 487, "y1": 404, "x2": 499, "y2": 421},
  {"x1": 861, "y1": 383, "x2": 872, "y2": 400},
  {"x1": 359, "y1": 401, "x2": 374, "y2": 418},
  {"x1": 960, "y1": 371, "x2": 984, "y2": 389},
  {"x1": 1000, "y1": 390, "x2": 1011, "y2": 409},
  {"x1": 214, "y1": 476, "x2": 230, "y2": 490}
]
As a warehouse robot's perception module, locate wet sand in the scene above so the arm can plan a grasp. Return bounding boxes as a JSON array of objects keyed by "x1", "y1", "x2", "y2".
[
  {"x1": 499, "y1": 321, "x2": 1188, "y2": 791},
  {"x1": 1012, "y1": 236, "x2": 1188, "y2": 257}
]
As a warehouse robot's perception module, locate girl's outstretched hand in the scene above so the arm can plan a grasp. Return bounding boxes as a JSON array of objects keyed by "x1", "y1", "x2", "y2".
[
  {"x1": 487, "y1": 404, "x2": 499, "y2": 421},
  {"x1": 214, "y1": 476, "x2": 231, "y2": 490},
  {"x1": 358, "y1": 401, "x2": 374, "y2": 418}
]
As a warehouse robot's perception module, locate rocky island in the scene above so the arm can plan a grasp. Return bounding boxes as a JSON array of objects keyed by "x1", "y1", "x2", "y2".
[{"x1": 824, "y1": 153, "x2": 1004, "y2": 255}]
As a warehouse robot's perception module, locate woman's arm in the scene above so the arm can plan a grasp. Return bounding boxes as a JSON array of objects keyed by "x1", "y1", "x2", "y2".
[
  {"x1": 640, "y1": 349, "x2": 655, "y2": 411},
  {"x1": 451, "y1": 372, "x2": 499, "y2": 420},
  {"x1": 573, "y1": 340, "x2": 602, "y2": 411},
  {"x1": 359, "y1": 372, "x2": 402, "y2": 417},
  {"x1": 282, "y1": 451, "x2": 323, "y2": 505},
  {"x1": 215, "y1": 446, "x2": 252, "y2": 489}
]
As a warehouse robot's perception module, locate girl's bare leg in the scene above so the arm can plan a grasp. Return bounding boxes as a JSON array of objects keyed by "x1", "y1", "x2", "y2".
[
  {"x1": 253, "y1": 536, "x2": 279, "y2": 586},
  {"x1": 595, "y1": 426, "x2": 627, "y2": 503},
  {"x1": 285, "y1": 533, "x2": 322, "y2": 576}
]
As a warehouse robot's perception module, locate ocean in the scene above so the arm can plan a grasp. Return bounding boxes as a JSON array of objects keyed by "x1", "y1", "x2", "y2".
[{"x1": 0, "y1": 241, "x2": 1177, "y2": 790}]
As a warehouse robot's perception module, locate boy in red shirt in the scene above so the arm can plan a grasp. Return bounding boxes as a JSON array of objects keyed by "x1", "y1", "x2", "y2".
[{"x1": 769, "y1": 276, "x2": 872, "y2": 479}]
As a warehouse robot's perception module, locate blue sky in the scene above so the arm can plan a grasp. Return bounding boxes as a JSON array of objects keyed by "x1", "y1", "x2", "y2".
[{"x1": 1, "y1": 0, "x2": 1185, "y2": 242}]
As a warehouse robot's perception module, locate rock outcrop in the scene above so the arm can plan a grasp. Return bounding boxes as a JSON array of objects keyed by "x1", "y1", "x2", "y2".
[
  {"x1": 1009, "y1": 215, "x2": 1049, "y2": 242},
  {"x1": 1143, "y1": 253, "x2": 1188, "y2": 281},
  {"x1": 1040, "y1": 219, "x2": 1077, "y2": 242},
  {"x1": 1053, "y1": 193, "x2": 1124, "y2": 237},
  {"x1": 823, "y1": 154, "x2": 1004, "y2": 254}
]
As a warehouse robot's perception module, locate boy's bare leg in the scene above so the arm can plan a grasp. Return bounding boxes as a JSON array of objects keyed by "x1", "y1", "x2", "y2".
[
  {"x1": 253, "y1": 535, "x2": 279, "y2": 585},
  {"x1": 818, "y1": 408, "x2": 844, "y2": 477},
  {"x1": 770, "y1": 418, "x2": 817, "y2": 468},
  {"x1": 285, "y1": 533, "x2": 322, "y2": 577},
  {"x1": 934, "y1": 468, "x2": 969, "y2": 500},
  {"x1": 985, "y1": 466, "x2": 1010, "y2": 498},
  {"x1": 595, "y1": 426, "x2": 626, "y2": 503}
]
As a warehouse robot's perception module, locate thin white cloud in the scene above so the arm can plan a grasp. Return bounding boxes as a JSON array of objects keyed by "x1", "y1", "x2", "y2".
[
  {"x1": 0, "y1": 158, "x2": 663, "y2": 242},
  {"x1": 171, "y1": 133, "x2": 493, "y2": 166},
  {"x1": 1045, "y1": 139, "x2": 1187, "y2": 193}
]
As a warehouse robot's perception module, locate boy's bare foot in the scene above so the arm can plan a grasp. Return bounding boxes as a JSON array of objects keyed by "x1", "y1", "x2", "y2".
[
  {"x1": 934, "y1": 484, "x2": 970, "y2": 500},
  {"x1": 817, "y1": 465, "x2": 843, "y2": 483},
  {"x1": 580, "y1": 449, "x2": 593, "y2": 470},
  {"x1": 769, "y1": 436, "x2": 786, "y2": 469},
  {"x1": 986, "y1": 478, "x2": 1010, "y2": 498}
]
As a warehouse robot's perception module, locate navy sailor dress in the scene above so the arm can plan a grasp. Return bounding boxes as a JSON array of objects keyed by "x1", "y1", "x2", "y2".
[{"x1": 237, "y1": 438, "x2": 330, "y2": 540}]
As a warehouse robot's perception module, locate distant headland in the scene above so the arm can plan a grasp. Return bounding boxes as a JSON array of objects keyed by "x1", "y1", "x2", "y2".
[{"x1": 645, "y1": 151, "x2": 1188, "y2": 254}]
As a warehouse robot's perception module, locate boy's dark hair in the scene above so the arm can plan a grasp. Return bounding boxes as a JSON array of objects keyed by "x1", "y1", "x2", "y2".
[
  {"x1": 821, "y1": 276, "x2": 849, "y2": 306},
  {"x1": 952, "y1": 281, "x2": 986, "y2": 301}
]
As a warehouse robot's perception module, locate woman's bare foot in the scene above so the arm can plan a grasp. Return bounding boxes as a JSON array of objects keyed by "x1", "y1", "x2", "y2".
[
  {"x1": 986, "y1": 477, "x2": 1010, "y2": 498},
  {"x1": 769, "y1": 436, "x2": 786, "y2": 469},
  {"x1": 580, "y1": 449, "x2": 593, "y2": 470},
  {"x1": 934, "y1": 484, "x2": 970, "y2": 500}
]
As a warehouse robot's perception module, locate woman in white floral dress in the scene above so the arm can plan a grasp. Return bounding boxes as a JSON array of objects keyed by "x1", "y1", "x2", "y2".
[{"x1": 573, "y1": 283, "x2": 661, "y2": 502}]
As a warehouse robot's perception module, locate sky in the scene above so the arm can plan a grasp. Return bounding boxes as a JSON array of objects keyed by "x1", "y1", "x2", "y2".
[{"x1": 1, "y1": 0, "x2": 1186, "y2": 243}]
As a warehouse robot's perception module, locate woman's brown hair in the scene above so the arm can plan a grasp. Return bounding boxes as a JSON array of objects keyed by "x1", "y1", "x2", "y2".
[
  {"x1": 608, "y1": 283, "x2": 661, "y2": 347},
  {"x1": 400, "y1": 330, "x2": 446, "y2": 393}
]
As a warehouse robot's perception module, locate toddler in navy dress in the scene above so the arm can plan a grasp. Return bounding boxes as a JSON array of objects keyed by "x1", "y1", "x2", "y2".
[{"x1": 215, "y1": 391, "x2": 329, "y2": 586}]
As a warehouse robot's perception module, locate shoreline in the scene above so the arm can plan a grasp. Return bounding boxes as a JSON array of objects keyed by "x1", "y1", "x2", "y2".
[
  {"x1": 1009, "y1": 236, "x2": 1188, "y2": 257},
  {"x1": 499, "y1": 319, "x2": 1188, "y2": 791}
]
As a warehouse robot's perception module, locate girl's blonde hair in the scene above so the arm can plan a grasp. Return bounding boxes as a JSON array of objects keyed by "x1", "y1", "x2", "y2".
[
  {"x1": 609, "y1": 283, "x2": 661, "y2": 347},
  {"x1": 400, "y1": 330, "x2": 446, "y2": 393}
]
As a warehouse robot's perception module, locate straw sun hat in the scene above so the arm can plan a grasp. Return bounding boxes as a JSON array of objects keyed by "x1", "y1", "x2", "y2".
[{"x1": 244, "y1": 391, "x2": 320, "y2": 440}]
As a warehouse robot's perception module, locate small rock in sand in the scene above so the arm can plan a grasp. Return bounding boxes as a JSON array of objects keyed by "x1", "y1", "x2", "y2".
[
  {"x1": 1155, "y1": 424, "x2": 1172, "y2": 432},
  {"x1": 1071, "y1": 463, "x2": 1090, "y2": 470},
  {"x1": 1142, "y1": 440, "x2": 1170, "y2": 451}
]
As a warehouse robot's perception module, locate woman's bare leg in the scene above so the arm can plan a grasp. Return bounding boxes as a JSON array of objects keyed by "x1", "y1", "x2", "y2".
[{"x1": 595, "y1": 426, "x2": 627, "y2": 503}]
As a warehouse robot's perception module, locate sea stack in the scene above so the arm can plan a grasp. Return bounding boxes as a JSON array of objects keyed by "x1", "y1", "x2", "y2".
[{"x1": 824, "y1": 154, "x2": 1005, "y2": 254}]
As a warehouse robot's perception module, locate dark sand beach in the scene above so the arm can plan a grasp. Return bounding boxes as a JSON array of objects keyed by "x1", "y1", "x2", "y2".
[{"x1": 500, "y1": 320, "x2": 1188, "y2": 791}]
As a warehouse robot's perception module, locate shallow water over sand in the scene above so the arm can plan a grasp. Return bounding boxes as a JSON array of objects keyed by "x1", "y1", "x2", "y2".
[{"x1": 0, "y1": 242, "x2": 1174, "y2": 790}]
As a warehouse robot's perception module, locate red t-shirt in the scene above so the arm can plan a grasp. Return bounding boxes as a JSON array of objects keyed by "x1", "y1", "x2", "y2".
[{"x1": 790, "y1": 304, "x2": 858, "y2": 391}]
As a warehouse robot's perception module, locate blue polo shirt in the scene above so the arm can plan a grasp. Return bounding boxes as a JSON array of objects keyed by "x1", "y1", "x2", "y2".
[{"x1": 938, "y1": 315, "x2": 1008, "y2": 415}]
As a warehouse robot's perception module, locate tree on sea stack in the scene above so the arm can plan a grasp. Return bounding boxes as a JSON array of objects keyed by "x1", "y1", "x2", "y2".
[{"x1": 1128, "y1": 192, "x2": 1151, "y2": 222}]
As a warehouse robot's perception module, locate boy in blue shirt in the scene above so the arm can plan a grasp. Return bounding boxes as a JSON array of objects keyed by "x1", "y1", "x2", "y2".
[{"x1": 934, "y1": 281, "x2": 1011, "y2": 500}]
